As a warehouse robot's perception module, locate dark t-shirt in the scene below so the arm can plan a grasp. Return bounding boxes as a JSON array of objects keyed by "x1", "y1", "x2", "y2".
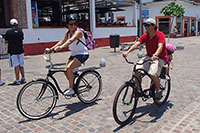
[
  {"x1": 5, "y1": 28, "x2": 24, "y2": 55},
  {"x1": 138, "y1": 30, "x2": 168, "y2": 62}
]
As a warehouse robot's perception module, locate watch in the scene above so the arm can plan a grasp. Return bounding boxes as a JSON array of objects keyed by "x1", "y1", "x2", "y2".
[{"x1": 153, "y1": 54, "x2": 158, "y2": 57}]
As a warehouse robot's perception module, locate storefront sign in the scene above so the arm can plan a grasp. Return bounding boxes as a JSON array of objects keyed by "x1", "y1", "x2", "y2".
[
  {"x1": 31, "y1": 1, "x2": 39, "y2": 27},
  {"x1": 141, "y1": 9, "x2": 149, "y2": 19}
]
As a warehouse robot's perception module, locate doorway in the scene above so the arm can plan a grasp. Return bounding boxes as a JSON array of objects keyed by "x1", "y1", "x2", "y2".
[{"x1": 184, "y1": 19, "x2": 189, "y2": 36}]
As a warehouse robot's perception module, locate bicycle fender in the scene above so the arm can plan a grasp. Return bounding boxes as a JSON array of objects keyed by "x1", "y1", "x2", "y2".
[{"x1": 31, "y1": 78, "x2": 59, "y2": 99}]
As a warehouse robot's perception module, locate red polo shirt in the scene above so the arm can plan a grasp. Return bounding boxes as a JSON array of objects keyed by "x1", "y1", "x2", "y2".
[{"x1": 138, "y1": 30, "x2": 168, "y2": 62}]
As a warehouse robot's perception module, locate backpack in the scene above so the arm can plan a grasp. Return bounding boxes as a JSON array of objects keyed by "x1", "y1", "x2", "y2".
[{"x1": 78, "y1": 29, "x2": 97, "y2": 50}]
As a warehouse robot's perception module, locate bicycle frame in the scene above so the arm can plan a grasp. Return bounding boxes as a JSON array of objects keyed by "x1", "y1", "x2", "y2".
[
  {"x1": 124, "y1": 57, "x2": 155, "y2": 100},
  {"x1": 38, "y1": 52, "x2": 101, "y2": 99}
]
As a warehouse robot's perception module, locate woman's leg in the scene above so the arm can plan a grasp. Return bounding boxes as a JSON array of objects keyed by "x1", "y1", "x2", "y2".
[{"x1": 64, "y1": 58, "x2": 81, "y2": 89}]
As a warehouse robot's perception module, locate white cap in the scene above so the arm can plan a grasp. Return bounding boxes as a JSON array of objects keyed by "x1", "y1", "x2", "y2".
[
  {"x1": 10, "y1": 19, "x2": 18, "y2": 26},
  {"x1": 143, "y1": 18, "x2": 156, "y2": 25}
]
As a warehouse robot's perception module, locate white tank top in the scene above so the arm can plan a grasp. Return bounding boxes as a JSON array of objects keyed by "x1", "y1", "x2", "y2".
[{"x1": 68, "y1": 30, "x2": 89, "y2": 56}]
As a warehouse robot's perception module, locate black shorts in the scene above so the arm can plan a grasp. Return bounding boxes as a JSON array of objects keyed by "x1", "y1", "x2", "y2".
[{"x1": 69, "y1": 54, "x2": 89, "y2": 63}]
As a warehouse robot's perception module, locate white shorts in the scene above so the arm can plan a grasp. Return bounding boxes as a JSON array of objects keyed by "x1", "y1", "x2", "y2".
[{"x1": 9, "y1": 53, "x2": 24, "y2": 67}]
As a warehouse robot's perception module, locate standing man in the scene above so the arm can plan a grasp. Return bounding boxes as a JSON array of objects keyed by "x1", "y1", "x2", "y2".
[
  {"x1": 123, "y1": 18, "x2": 168, "y2": 100},
  {"x1": 5, "y1": 19, "x2": 26, "y2": 85}
]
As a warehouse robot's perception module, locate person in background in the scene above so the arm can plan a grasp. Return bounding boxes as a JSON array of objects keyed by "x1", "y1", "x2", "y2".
[
  {"x1": 5, "y1": 19, "x2": 26, "y2": 85},
  {"x1": 122, "y1": 18, "x2": 168, "y2": 100},
  {"x1": 173, "y1": 26, "x2": 178, "y2": 38}
]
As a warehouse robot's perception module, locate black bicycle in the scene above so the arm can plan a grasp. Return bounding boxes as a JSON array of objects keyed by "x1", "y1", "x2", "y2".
[
  {"x1": 113, "y1": 57, "x2": 171, "y2": 125},
  {"x1": 17, "y1": 52, "x2": 102, "y2": 120}
]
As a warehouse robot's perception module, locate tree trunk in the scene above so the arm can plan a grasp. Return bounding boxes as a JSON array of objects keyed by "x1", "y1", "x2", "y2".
[{"x1": 168, "y1": 16, "x2": 174, "y2": 43}]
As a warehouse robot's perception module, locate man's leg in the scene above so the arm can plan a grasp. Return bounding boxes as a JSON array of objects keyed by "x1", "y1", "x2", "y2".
[
  {"x1": 135, "y1": 56, "x2": 151, "y2": 92},
  {"x1": 149, "y1": 75, "x2": 160, "y2": 91},
  {"x1": 18, "y1": 53, "x2": 25, "y2": 79},
  {"x1": 14, "y1": 66, "x2": 20, "y2": 81},
  {"x1": 19, "y1": 66, "x2": 25, "y2": 78},
  {"x1": 135, "y1": 71, "x2": 141, "y2": 90}
]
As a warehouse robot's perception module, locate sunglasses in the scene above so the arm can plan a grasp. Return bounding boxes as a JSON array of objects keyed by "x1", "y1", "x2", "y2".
[
  {"x1": 143, "y1": 24, "x2": 151, "y2": 27},
  {"x1": 69, "y1": 23, "x2": 77, "y2": 26}
]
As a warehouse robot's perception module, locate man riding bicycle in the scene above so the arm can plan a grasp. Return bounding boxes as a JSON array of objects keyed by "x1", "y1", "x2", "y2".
[{"x1": 122, "y1": 18, "x2": 168, "y2": 99}]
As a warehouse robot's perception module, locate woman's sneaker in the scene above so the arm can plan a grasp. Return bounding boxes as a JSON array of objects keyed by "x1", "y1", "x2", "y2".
[{"x1": 64, "y1": 88, "x2": 75, "y2": 96}]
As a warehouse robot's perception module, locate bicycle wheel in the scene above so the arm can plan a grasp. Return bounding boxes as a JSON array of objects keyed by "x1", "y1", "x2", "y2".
[
  {"x1": 17, "y1": 80, "x2": 57, "y2": 119},
  {"x1": 152, "y1": 78, "x2": 171, "y2": 106},
  {"x1": 76, "y1": 71, "x2": 102, "y2": 104},
  {"x1": 113, "y1": 82, "x2": 138, "y2": 125}
]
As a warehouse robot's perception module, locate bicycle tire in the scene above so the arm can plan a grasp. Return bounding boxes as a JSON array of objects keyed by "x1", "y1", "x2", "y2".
[
  {"x1": 113, "y1": 82, "x2": 138, "y2": 125},
  {"x1": 17, "y1": 80, "x2": 57, "y2": 119},
  {"x1": 76, "y1": 71, "x2": 102, "y2": 104},
  {"x1": 152, "y1": 78, "x2": 171, "y2": 106}
]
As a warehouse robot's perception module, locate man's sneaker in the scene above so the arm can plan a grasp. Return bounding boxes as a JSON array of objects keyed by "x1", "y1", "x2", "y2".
[
  {"x1": 20, "y1": 78, "x2": 26, "y2": 84},
  {"x1": 12, "y1": 80, "x2": 20, "y2": 85},
  {"x1": 64, "y1": 88, "x2": 75, "y2": 96},
  {"x1": 165, "y1": 75, "x2": 170, "y2": 80},
  {"x1": 155, "y1": 90, "x2": 163, "y2": 100}
]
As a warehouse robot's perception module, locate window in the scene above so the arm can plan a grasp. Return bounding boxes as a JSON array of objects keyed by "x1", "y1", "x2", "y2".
[
  {"x1": 158, "y1": 18, "x2": 170, "y2": 35},
  {"x1": 0, "y1": 0, "x2": 11, "y2": 28},
  {"x1": 31, "y1": 0, "x2": 90, "y2": 29},
  {"x1": 95, "y1": 0, "x2": 133, "y2": 27}
]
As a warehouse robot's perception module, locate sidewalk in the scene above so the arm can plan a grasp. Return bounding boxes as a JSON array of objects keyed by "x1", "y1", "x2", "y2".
[{"x1": 0, "y1": 36, "x2": 200, "y2": 132}]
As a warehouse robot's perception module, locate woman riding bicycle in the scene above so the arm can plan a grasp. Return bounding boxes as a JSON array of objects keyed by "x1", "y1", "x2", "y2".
[
  {"x1": 122, "y1": 18, "x2": 168, "y2": 100},
  {"x1": 45, "y1": 15, "x2": 89, "y2": 96}
]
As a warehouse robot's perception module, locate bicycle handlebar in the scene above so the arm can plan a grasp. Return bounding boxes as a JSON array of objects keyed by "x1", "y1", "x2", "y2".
[{"x1": 124, "y1": 57, "x2": 152, "y2": 65}]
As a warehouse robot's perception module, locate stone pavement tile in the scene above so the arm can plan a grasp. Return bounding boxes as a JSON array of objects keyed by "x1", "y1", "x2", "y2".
[{"x1": 0, "y1": 37, "x2": 200, "y2": 132}]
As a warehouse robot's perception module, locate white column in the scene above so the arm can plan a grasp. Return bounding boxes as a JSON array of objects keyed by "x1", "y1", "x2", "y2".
[
  {"x1": 26, "y1": 0, "x2": 33, "y2": 30},
  {"x1": 134, "y1": 2, "x2": 137, "y2": 27},
  {"x1": 89, "y1": 0, "x2": 96, "y2": 34}
]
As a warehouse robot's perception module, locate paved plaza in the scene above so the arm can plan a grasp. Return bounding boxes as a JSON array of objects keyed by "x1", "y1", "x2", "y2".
[{"x1": 0, "y1": 36, "x2": 200, "y2": 133}]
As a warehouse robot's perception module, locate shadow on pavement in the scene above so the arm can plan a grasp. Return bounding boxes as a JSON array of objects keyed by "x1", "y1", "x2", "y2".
[
  {"x1": 113, "y1": 101, "x2": 173, "y2": 132},
  {"x1": 18, "y1": 99, "x2": 101, "y2": 123},
  {"x1": 52, "y1": 99, "x2": 101, "y2": 120}
]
